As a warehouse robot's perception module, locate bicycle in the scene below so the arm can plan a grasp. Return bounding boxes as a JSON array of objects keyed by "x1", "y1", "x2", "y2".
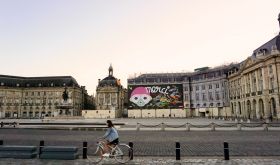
[{"x1": 88, "y1": 141, "x2": 133, "y2": 164}]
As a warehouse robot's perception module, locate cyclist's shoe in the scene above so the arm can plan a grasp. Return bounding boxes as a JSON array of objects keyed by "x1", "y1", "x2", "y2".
[{"x1": 102, "y1": 153, "x2": 110, "y2": 157}]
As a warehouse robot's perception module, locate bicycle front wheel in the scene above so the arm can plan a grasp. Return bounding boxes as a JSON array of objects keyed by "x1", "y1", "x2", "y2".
[
  {"x1": 114, "y1": 144, "x2": 132, "y2": 164},
  {"x1": 87, "y1": 145, "x2": 104, "y2": 164}
]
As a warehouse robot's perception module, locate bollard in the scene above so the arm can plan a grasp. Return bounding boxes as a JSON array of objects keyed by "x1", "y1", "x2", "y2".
[
  {"x1": 211, "y1": 123, "x2": 215, "y2": 131},
  {"x1": 263, "y1": 123, "x2": 268, "y2": 131},
  {"x1": 176, "y1": 142, "x2": 180, "y2": 160},
  {"x1": 83, "y1": 142, "x2": 87, "y2": 159},
  {"x1": 136, "y1": 123, "x2": 140, "y2": 131},
  {"x1": 0, "y1": 140, "x2": 3, "y2": 145},
  {"x1": 39, "y1": 140, "x2": 44, "y2": 156},
  {"x1": 224, "y1": 142, "x2": 229, "y2": 160},
  {"x1": 186, "y1": 123, "x2": 190, "y2": 131},
  {"x1": 161, "y1": 123, "x2": 165, "y2": 131},
  {"x1": 237, "y1": 123, "x2": 242, "y2": 131},
  {"x1": 129, "y1": 142, "x2": 134, "y2": 160}
]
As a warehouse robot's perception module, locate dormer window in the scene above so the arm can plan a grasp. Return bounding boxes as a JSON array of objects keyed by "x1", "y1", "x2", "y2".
[
  {"x1": 1, "y1": 82, "x2": 4, "y2": 86},
  {"x1": 51, "y1": 83, "x2": 54, "y2": 87},
  {"x1": 38, "y1": 83, "x2": 42, "y2": 87},
  {"x1": 16, "y1": 83, "x2": 20, "y2": 87},
  {"x1": 26, "y1": 84, "x2": 30, "y2": 87}
]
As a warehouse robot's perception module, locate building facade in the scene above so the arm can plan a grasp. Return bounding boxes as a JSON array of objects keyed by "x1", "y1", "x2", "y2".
[
  {"x1": 82, "y1": 65, "x2": 126, "y2": 118},
  {"x1": 228, "y1": 14, "x2": 280, "y2": 120},
  {"x1": 0, "y1": 75, "x2": 91, "y2": 118},
  {"x1": 127, "y1": 65, "x2": 232, "y2": 118}
]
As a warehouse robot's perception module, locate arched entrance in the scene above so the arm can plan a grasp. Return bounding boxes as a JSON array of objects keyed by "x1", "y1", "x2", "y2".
[
  {"x1": 238, "y1": 102, "x2": 242, "y2": 116},
  {"x1": 252, "y1": 100, "x2": 257, "y2": 119},
  {"x1": 247, "y1": 100, "x2": 251, "y2": 119},
  {"x1": 259, "y1": 99, "x2": 264, "y2": 119},
  {"x1": 231, "y1": 103, "x2": 234, "y2": 116},
  {"x1": 270, "y1": 97, "x2": 277, "y2": 117}
]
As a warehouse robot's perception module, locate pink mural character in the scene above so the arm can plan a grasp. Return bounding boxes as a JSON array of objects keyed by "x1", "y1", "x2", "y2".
[{"x1": 130, "y1": 87, "x2": 152, "y2": 107}]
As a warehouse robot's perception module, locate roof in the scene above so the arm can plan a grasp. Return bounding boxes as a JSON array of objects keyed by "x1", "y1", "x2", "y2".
[
  {"x1": 0, "y1": 75, "x2": 79, "y2": 88},
  {"x1": 98, "y1": 75, "x2": 120, "y2": 88},
  {"x1": 253, "y1": 35, "x2": 280, "y2": 56}
]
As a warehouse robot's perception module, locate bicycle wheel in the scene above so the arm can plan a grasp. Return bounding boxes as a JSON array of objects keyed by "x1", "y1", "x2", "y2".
[
  {"x1": 87, "y1": 145, "x2": 104, "y2": 164},
  {"x1": 114, "y1": 144, "x2": 132, "y2": 164}
]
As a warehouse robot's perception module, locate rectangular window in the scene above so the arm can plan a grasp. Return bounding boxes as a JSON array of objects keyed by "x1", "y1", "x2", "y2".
[
  {"x1": 209, "y1": 85, "x2": 212, "y2": 89},
  {"x1": 202, "y1": 93, "x2": 206, "y2": 101},
  {"x1": 196, "y1": 86, "x2": 199, "y2": 91},
  {"x1": 216, "y1": 83, "x2": 219, "y2": 88},
  {"x1": 202, "y1": 85, "x2": 205, "y2": 90},
  {"x1": 208, "y1": 92, "x2": 213, "y2": 100},
  {"x1": 196, "y1": 93, "x2": 199, "y2": 101},
  {"x1": 215, "y1": 92, "x2": 220, "y2": 100}
]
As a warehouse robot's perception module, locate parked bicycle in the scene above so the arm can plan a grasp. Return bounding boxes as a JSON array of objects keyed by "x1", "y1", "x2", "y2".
[{"x1": 88, "y1": 141, "x2": 132, "y2": 164}]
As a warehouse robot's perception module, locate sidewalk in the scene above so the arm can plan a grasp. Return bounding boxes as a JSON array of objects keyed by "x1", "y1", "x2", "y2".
[{"x1": 0, "y1": 157, "x2": 280, "y2": 165}]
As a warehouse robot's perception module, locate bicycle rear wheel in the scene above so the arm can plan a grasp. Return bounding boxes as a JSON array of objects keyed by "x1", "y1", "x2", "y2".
[
  {"x1": 87, "y1": 145, "x2": 104, "y2": 164},
  {"x1": 114, "y1": 144, "x2": 132, "y2": 164}
]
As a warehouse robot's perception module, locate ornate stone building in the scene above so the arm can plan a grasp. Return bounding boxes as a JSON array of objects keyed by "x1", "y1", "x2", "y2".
[
  {"x1": 0, "y1": 75, "x2": 91, "y2": 118},
  {"x1": 87, "y1": 65, "x2": 126, "y2": 118},
  {"x1": 228, "y1": 14, "x2": 280, "y2": 120}
]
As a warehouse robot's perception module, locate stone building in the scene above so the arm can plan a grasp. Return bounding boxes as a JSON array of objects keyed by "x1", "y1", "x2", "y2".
[
  {"x1": 83, "y1": 65, "x2": 126, "y2": 118},
  {"x1": 0, "y1": 75, "x2": 91, "y2": 118},
  {"x1": 228, "y1": 14, "x2": 280, "y2": 120},
  {"x1": 127, "y1": 65, "x2": 232, "y2": 118}
]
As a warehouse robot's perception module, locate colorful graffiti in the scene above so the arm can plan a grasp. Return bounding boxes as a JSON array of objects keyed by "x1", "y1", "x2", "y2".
[{"x1": 128, "y1": 84, "x2": 183, "y2": 109}]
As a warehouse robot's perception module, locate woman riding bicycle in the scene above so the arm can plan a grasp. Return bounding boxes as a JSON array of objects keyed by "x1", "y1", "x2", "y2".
[{"x1": 99, "y1": 120, "x2": 119, "y2": 156}]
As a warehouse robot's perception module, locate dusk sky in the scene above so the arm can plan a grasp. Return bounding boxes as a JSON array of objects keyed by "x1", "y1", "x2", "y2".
[{"x1": 0, "y1": 0, "x2": 280, "y2": 94}]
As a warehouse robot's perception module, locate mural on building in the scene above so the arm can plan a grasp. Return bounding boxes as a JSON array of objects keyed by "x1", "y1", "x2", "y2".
[{"x1": 128, "y1": 84, "x2": 183, "y2": 109}]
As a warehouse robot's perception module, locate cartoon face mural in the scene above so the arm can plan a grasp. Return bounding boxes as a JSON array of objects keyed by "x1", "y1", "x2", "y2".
[
  {"x1": 128, "y1": 84, "x2": 183, "y2": 109},
  {"x1": 129, "y1": 87, "x2": 152, "y2": 107}
]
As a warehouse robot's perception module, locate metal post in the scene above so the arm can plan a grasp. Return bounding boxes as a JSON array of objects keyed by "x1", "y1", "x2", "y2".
[
  {"x1": 224, "y1": 142, "x2": 229, "y2": 160},
  {"x1": 83, "y1": 142, "x2": 87, "y2": 159},
  {"x1": 129, "y1": 142, "x2": 133, "y2": 160},
  {"x1": 0, "y1": 140, "x2": 3, "y2": 145},
  {"x1": 176, "y1": 142, "x2": 180, "y2": 160},
  {"x1": 39, "y1": 140, "x2": 44, "y2": 156}
]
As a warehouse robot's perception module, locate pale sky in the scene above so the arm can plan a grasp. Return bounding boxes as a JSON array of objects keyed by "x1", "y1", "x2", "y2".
[{"x1": 0, "y1": 0, "x2": 280, "y2": 95}]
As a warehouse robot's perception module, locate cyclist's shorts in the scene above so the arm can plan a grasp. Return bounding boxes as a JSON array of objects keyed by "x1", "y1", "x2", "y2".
[{"x1": 109, "y1": 138, "x2": 119, "y2": 145}]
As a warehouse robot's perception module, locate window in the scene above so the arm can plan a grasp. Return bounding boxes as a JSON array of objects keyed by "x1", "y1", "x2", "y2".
[
  {"x1": 216, "y1": 83, "x2": 219, "y2": 88},
  {"x1": 202, "y1": 93, "x2": 206, "y2": 101},
  {"x1": 32, "y1": 92, "x2": 34, "y2": 96},
  {"x1": 38, "y1": 92, "x2": 40, "y2": 96},
  {"x1": 196, "y1": 86, "x2": 199, "y2": 91},
  {"x1": 25, "y1": 92, "x2": 28, "y2": 96},
  {"x1": 208, "y1": 92, "x2": 213, "y2": 100},
  {"x1": 270, "y1": 77, "x2": 274, "y2": 89},
  {"x1": 202, "y1": 85, "x2": 205, "y2": 90},
  {"x1": 269, "y1": 65, "x2": 273, "y2": 74},
  {"x1": 209, "y1": 84, "x2": 212, "y2": 89},
  {"x1": 195, "y1": 93, "x2": 200, "y2": 101},
  {"x1": 215, "y1": 92, "x2": 220, "y2": 100}
]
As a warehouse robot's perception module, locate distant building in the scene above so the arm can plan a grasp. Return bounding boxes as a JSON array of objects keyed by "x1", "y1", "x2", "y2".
[
  {"x1": 82, "y1": 65, "x2": 126, "y2": 118},
  {"x1": 0, "y1": 75, "x2": 91, "y2": 118},
  {"x1": 228, "y1": 13, "x2": 280, "y2": 120},
  {"x1": 127, "y1": 65, "x2": 232, "y2": 118}
]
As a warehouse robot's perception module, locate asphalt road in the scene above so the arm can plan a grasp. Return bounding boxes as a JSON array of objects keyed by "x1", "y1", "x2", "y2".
[{"x1": 1, "y1": 129, "x2": 280, "y2": 156}]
